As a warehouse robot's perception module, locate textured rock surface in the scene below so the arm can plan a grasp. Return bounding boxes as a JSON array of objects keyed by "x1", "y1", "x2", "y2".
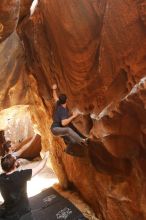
[
  {"x1": 1, "y1": 0, "x2": 146, "y2": 219},
  {"x1": 0, "y1": 105, "x2": 41, "y2": 158}
]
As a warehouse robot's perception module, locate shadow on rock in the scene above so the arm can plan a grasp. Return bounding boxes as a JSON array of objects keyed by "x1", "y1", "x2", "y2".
[{"x1": 88, "y1": 139, "x2": 132, "y2": 181}]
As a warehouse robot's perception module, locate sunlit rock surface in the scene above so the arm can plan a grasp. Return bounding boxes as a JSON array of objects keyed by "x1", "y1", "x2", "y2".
[
  {"x1": 0, "y1": 105, "x2": 41, "y2": 158},
  {"x1": 0, "y1": 0, "x2": 146, "y2": 219}
]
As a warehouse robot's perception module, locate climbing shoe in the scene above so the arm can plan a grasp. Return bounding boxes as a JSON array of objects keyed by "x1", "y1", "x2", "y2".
[{"x1": 64, "y1": 148, "x2": 83, "y2": 157}]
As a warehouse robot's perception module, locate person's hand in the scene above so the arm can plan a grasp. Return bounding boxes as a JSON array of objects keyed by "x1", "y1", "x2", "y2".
[
  {"x1": 52, "y1": 84, "x2": 57, "y2": 90},
  {"x1": 72, "y1": 111, "x2": 80, "y2": 118},
  {"x1": 44, "y1": 151, "x2": 49, "y2": 159}
]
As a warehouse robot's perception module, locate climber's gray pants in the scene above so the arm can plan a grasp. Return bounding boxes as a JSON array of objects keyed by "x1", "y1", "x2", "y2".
[{"x1": 51, "y1": 126, "x2": 83, "y2": 144}]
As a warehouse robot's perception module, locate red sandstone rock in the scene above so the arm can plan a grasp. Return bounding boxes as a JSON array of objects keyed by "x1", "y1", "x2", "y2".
[
  {"x1": 0, "y1": 0, "x2": 19, "y2": 42},
  {"x1": 0, "y1": 105, "x2": 41, "y2": 158}
]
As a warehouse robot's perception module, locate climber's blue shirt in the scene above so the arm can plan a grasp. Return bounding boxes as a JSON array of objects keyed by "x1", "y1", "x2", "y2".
[{"x1": 51, "y1": 102, "x2": 70, "y2": 128}]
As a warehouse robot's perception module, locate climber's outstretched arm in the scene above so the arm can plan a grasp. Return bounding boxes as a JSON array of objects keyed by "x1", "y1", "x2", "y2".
[
  {"x1": 32, "y1": 151, "x2": 49, "y2": 177},
  {"x1": 61, "y1": 111, "x2": 80, "y2": 126},
  {"x1": 14, "y1": 134, "x2": 37, "y2": 157},
  {"x1": 52, "y1": 84, "x2": 59, "y2": 102}
]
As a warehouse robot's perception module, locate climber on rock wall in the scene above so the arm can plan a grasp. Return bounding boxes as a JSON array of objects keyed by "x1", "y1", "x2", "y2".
[
  {"x1": 50, "y1": 84, "x2": 89, "y2": 155},
  {"x1": 0, "y1": 151, "x2": 49, "y2": 220}
]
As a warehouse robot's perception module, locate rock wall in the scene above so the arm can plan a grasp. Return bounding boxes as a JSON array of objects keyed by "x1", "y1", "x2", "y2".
[
  {"x1": 0, "y1": 105, "x2": 42, "y2": 158},
  {"x1": 1, "y1": 0, "x2": 146, "y2": 219}
]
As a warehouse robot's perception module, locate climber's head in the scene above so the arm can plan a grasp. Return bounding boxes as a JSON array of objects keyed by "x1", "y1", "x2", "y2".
[
  {"x1": 58, "y1": 94, "x2": 67, "y2": 105},
  {"x1": 1, "y1": 154, "x2": 17, "y2": 173}
]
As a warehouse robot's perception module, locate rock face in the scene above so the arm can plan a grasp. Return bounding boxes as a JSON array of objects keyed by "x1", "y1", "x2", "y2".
[
  {"x1": 0, "y1": 105, "x2": 41, "y2": 158},
  {"x1": 1, "y1": 0, "x2": 146, "y2": 219}
]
